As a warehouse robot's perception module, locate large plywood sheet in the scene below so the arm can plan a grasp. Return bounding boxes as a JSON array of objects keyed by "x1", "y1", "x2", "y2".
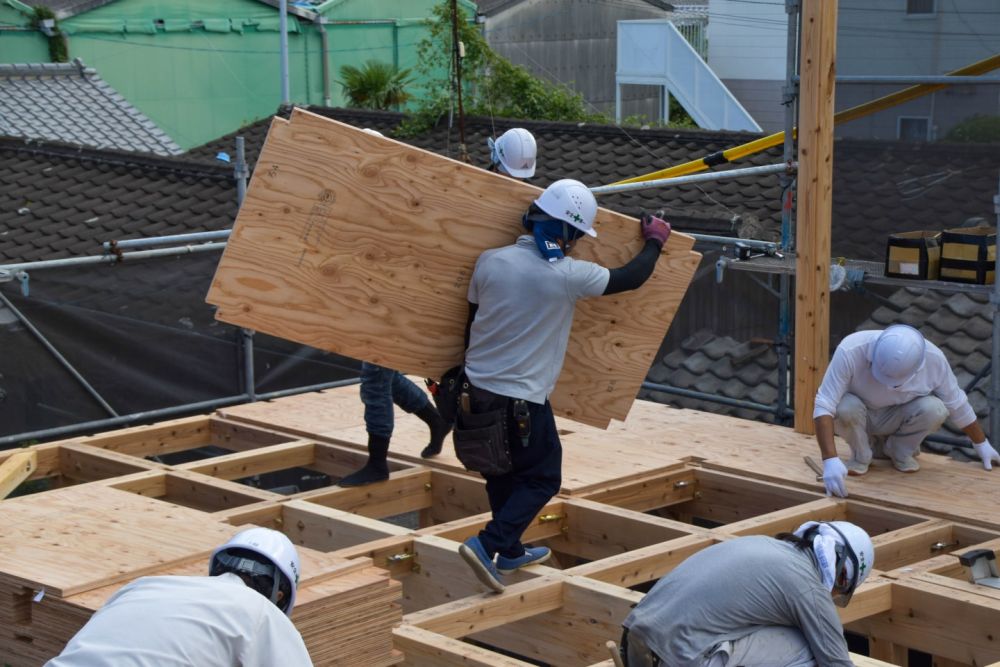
[{"x1": 207, "y1": 108, "x2": 700, "y2": 428}]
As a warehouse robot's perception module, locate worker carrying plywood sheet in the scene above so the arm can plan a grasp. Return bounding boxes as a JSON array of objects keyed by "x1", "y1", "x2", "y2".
[
  {"x1": 620, "y1": 521, "x2": 874, "y2": 667},
  {"x1": 814, "y1": 324, "x2": 1000, "y2": 497},
  {"x1": 46, "y1": 528, "x2": 313, "y2": 667},
  {"x1": 456, "y1": 180, "x2": 673, "y2": 593},
  {"x1": 206, "y1": 109, "x2": 701, "y2": 430}
]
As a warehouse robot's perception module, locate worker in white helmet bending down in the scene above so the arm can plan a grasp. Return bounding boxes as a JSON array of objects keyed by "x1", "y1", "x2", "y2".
[
  {"x1": 620, "y1": 521, "x2": 874, "y2": 667},
  {"x1": 47, "y1": 528, "x2": 312, "y2": 667},
  {"x1": 454, "y1": 178, "x2": 672, "y2": 593},
  {"x1": 815, "y1": 324, "x2": 999, "y2": 497}
]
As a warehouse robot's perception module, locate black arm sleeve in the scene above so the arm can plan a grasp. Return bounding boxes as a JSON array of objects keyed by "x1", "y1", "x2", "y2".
[
  {"x1": 464, "y1": 302, "x2": 479, "y2": 349},
  {"x1": 603, "y1": 240, "x2": 661, "y2": 295}
]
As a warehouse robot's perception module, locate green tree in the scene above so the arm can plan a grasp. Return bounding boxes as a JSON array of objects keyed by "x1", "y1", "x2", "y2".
[
  {"x1": 397, "y1": 1, "x2": 606, "y2": 136},
  {"x1": 338, "y1": 60, "x2": 413, "y2": 111},
  {"x1": 945, "y1": 115, "x2": 1000, "y2": 143}
]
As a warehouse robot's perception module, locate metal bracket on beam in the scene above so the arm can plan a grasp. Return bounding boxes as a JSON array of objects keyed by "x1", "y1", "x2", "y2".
[{"x1": 959, "y1": 549, "x2": 1000, "y2": 589}]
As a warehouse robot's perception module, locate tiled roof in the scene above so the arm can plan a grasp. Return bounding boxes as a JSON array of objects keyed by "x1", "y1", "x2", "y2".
[
  {"x1": 0, "y1": 138, "x2": 234, "y2": 263},
  {"x1": 189, "y1": 106, "x2": 999, "y2": 248},
  {"x1": 190, "y1": 106, "x2": 779, "y2": 237},
  {"x1": 642, "y1": 329, "x2": 781, "y2": 422},
  {"x1": 476, "y1": 0, "x2": 674, "y2": 15},
  {"x1": 0, "y1": 61, "x2": 182, "y2": 157}
]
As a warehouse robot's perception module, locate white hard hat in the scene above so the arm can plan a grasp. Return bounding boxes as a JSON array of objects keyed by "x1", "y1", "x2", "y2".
[
  {"x1": 361, "y1": 128, "x2": 384, "y2": 137},
  {"x1": 209, "y1": 527, "x2": 301, "y2": 616},
  {"x1": 825, "y1": 521, "x2": 874, "y2": 607},
  {"x1": 871, "y1": 324, "x2": 926, "y2": 388},
  {"x1": 534, "y1": 178, "x2": 598, "y2": 237},
  {"x1": 490, "y1": 127, "x2": 536, "y2": 178}
]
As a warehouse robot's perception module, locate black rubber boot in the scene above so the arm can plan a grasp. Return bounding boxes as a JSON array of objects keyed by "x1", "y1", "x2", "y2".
[
  {"x1": 338, "y1": 434, "x2": 391, "y2": 486},
  {"x1": 416, "y1": 403, "x2": 452, "y2": 459}
]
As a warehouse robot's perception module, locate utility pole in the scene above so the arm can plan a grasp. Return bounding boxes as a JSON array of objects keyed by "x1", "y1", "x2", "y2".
[
  {"x1": 279, "y1": 0, "x2": 290, "y2": 105},
  {"x1": 450, "y1": 0, "x2": 469, "y2": 162}
]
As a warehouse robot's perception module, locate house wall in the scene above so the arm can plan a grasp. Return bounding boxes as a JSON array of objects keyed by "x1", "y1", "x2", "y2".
[
  {"x1": 482, "y1": 0, "x2": 671, "y2": 122},
  {"x1": 707, "y1": 0, "x2": 786, "y2": 133},
  {"x1": 706, "y1": 0, "x2": 999, "y2": 140},
  {"x1": 835, "y1": 0, "x2": 1000, "y2": 140},
  {"x1": 0, "y1": 3, "x2": 51, "y2": 62},
  {"x1": 0, "y1": 0, "x2": 471, "y2": 149}
]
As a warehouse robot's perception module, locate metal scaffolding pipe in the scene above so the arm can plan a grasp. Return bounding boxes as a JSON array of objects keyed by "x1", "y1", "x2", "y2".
[
  {"x1": 589, "y1": 162, "x2": 793, "y2": 196},
  {"x1": 776, "y1": 0, "x2": 799, "y2": 426},
  {"x1": 103, "y1": 231, "x2": 230, "y2": 252},
  {"x1": 992, "y1": 174, "x2": 1000, "y2": 441},
  {"x1": 0, "y1": 377, "x2": 362, "y2": 447},
  {"x1": 642, "y1": 380, "x2": 794, "y2": 417},
  {"x1": 235, "y1": 136, "x2": 248, "y2": 206},
  {"x1": 279, "y1": 0, "x2": 290, "y2": 105},
  {"x1": 0, "y1": 292, "x2": 118, "y2": 418},
  {"x1": 0, "y1": 242, "x2": 227, "y2": 277},
  {"x1": 690, "y1": 234, "x2": 778, "y2": 252}
]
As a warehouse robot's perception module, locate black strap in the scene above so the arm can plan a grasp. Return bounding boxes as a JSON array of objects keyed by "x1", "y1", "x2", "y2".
[{"x1": 620, "y1": 627, "x2": 661, "y2": 666}]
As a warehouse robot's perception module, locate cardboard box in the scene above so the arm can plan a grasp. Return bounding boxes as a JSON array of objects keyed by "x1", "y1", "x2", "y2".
[
  {"x1": 885, "y1": 230, "x2": 941, "y2": 280},
  {"x1": 940, "y1": 226, "x2": 996, "y2": 285}
]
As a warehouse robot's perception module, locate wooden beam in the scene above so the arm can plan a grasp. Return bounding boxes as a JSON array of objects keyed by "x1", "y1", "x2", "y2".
[
  {"x1": 57, "y1": 444, "x2": 160, "y2": 484},
  {"x1": 394, "y1": 624, "x2": 535, "y2": 666},
  {"x1": 793, "y1": 0, "x2": 839, "y2": 434},
  {"x1": 0, "y1": 451, "x2": 36, "y2": 499},
  {"x1": 74, "y1": 415, "x2": 212, "y2": 457},
  {"x1": 177, "y1": 440, "x2": 317, "y2": 480},
  {"x1": 565, "y1": 533, "x2": 719, "y2": 588},
  {"x1": 404, "y1": 576, "x2": 564, "y2": 638},
  {"x1": 851, "y1": 576, "x2": 1000, "y2": 664}
]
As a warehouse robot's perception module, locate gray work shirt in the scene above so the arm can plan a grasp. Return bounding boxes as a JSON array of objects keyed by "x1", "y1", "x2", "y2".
[
  {"x1": 465, "y1": 235, "x2": 609, "y2": 403},
  {"x1": 623, "y1": 536, "x2": 854, "y2": 667}
]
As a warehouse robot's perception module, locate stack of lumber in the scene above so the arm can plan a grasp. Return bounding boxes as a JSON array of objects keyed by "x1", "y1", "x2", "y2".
[{"x1": 0, "y1": 484, "x2": 401, "y2": 666}]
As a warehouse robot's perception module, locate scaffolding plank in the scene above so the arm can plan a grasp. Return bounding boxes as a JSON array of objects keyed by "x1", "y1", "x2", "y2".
[{"x1": 206, "y1": 109, "x2": 700, "y2": 428}]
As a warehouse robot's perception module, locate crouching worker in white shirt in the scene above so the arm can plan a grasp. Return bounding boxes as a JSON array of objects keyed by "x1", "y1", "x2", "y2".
[
  {"x1": 815, "y1": 324, "x2": 1000, "y2": 498},
  {"x1": 47, "y1": 528, "x2": 313, "y2": 667}
]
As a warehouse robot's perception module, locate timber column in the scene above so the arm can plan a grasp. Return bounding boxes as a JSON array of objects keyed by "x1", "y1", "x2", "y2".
[{"x1": 794, "y1": 0, "x2": 838, "y2": 434}]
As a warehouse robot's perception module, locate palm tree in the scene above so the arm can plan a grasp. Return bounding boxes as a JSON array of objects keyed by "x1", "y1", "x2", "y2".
[{"x1": 338, "y1": 61, "x2": 413, "y2": 110}]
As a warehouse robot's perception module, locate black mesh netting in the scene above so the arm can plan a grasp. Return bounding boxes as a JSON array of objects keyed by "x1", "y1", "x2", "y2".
[{"x1": 0, "y1": 252, "x2": 361, "y2": 440}]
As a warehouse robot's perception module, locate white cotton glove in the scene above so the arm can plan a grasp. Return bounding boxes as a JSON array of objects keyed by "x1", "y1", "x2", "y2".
[
  {"x1": 973, "y1": 439, "x2": 1000, "y2": 471},
  {"x1": 822, "y1": 457, "x2": 849, "y2": 498}
]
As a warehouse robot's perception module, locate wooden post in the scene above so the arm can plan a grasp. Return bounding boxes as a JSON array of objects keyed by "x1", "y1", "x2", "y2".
[{"x1": 794, "y1": 0, "x2": 838, "y2": 434}]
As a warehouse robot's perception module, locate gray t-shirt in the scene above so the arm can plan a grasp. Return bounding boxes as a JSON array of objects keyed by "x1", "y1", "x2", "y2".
[
  {"x1": 623, "y1": 536, "x2": 854, "y2": 667},
  {"x1": 465, "y1": 235, "x2": 610, "y2": 403}
]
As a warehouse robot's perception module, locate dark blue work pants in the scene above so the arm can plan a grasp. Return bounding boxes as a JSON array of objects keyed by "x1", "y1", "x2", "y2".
[
  {"x1": 477, "y1": 399, "x2": 562, "y2": 560},
  {"x1": 360, "y1": 362, "x2": 430, "y2": 438}
]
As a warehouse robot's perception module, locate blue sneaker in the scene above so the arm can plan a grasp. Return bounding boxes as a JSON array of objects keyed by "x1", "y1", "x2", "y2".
[
  {"x1": 458, "y1": 537, "x2": 505, "y2": 593},
  {"x1": 496, "y1": 546, "x2": 551, "y2": 574}
]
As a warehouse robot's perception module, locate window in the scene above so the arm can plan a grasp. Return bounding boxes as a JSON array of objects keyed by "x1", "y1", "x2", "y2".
[
  {"x1": 898, "y1": 117, "x2": 931, "y2": 142},
  {"x1": 906, "y1": 0, "x2": 935, "y2": 15}
]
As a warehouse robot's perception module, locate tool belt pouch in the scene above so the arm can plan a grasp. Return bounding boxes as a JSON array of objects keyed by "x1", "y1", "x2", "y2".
[{"x1": 453, "y1": 400, "x2": 512, "y2": 477}]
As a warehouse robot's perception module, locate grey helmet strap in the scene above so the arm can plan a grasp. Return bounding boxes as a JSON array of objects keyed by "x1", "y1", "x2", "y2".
[{"x1": 214, "y1": 551, "x2": 282, "y2": 608}]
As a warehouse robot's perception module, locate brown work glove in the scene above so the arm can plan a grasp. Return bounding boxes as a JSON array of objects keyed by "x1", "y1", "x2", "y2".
[{"x1": 640, "y1": 210, "x2": 671, "y2": 249}]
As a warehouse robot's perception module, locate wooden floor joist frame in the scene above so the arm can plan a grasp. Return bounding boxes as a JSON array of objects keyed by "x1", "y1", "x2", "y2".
[{"x1": 4, "y1": 410, "x2": 1000, "y2": 666}]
